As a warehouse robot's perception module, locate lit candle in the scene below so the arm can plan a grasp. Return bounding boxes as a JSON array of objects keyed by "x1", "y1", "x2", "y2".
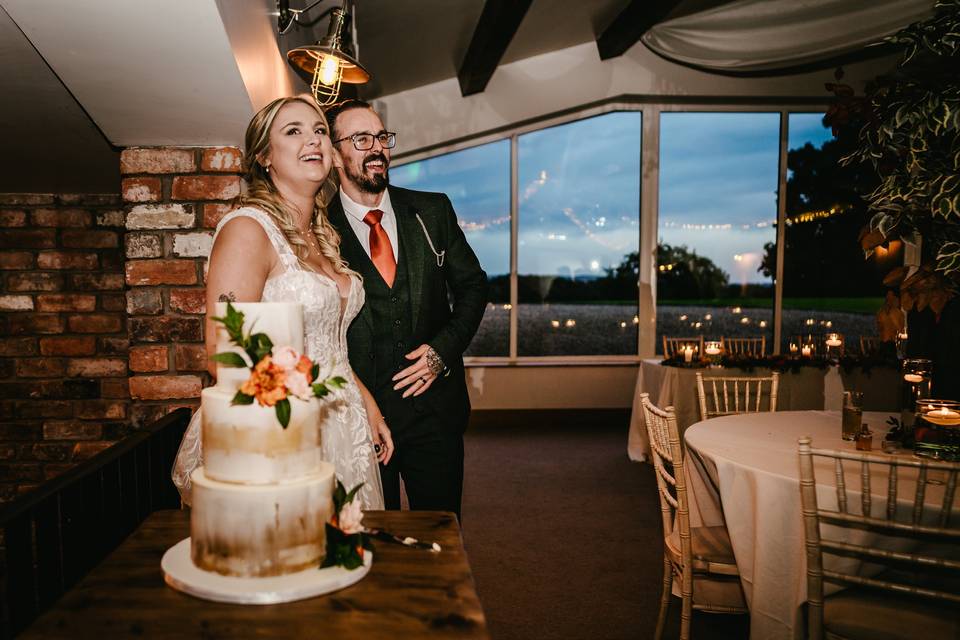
[
  {"x1": 683, "y1": 346, "x2": 693, "y2": 363},
  {"x1": 903, "y1": 373, "x2": 925, "y2": 383},
  {"x1": 705, "y1": 341, "x2": 722, "y2": 356},
  {"x1": 789, "y1": 343, "x2": 798, "y2": 354},
  {"x1": 923, "y1": 406, "x2": 960, "y2": 426},
  {"x1": 825, "y1": 333, "x2": 842, "y2": 347},
  {"x1": 801, "y1": 345, "x2": 812, "y2": 357}
]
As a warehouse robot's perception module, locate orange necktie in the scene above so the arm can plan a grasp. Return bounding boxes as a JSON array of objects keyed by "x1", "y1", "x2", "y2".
[{"x1": 363, "y1": 209, "x2": 396, "y2": 287}]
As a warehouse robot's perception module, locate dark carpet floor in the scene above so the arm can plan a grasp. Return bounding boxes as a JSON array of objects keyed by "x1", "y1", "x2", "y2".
[{"x1": 459, "y1": 411, "x2": 750, "y2": 640}]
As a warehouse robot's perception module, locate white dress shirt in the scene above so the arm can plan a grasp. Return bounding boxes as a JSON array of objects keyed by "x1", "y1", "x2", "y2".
[{"x1": 338, "y1": 188, "x2": 399, "y2": 262}]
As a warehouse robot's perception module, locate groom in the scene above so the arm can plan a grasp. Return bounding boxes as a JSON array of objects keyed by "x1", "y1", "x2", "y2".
[{"x1": 325, "y1": 100, "x2": 487, "y2": 520}]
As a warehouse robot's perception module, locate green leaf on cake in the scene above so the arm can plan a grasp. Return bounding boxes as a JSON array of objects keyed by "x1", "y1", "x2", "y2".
[
  {"x1": 246, "y1": 332, "x2": 274, "y2": 365},
  {"x1": 311, "y1": 363, "x2": 320, "y2": 380},
  {"x1": 327, "y1": 376, "x2": 347, "y2": 389},
  {"x1": 344, "y1": 482, "x2": 363, "y2": 505},
  {"x1": 231, "y1": 390, "x2": 254, "y2": 405},
  {"x1": 211, "y1": 302, "x2": 246, "y2": 347},
  {"x1": 312, "y1": 382, "x2": 329, "y2": 397},
  {"x1": 210, "y1": 352, "x2": 248, "y2": 368},
  {"x1": 275, "y1": 397, "x2": 291, "y2": 429}
]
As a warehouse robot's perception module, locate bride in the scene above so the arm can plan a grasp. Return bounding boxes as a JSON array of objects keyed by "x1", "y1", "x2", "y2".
[{"x1": 173, "y1": 96, "x2": 391, "y2": 509}]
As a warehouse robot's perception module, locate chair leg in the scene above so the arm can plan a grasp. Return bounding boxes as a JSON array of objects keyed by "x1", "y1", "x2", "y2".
[
  {"x1": 680, "y1": 575, "x2": 693, "y2": 640},
  {"x1": 654, "y1": 553, "x2": 671, "y2": 640}
]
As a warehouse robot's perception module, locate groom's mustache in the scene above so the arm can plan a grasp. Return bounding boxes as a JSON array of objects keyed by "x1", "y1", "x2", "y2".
[{"x1": 363, "y1": 153, "x2": 389, "y2": 170}]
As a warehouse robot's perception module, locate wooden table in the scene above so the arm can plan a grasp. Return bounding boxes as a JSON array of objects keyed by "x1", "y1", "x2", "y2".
[{"x1": 22, "y1": 510, "x2": 489, "y2": 639}]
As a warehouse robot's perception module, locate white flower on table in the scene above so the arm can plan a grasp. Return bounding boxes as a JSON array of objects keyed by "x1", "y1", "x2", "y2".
[{"x1": 338, "y1": 499, "x2": 364, "y2": 535}]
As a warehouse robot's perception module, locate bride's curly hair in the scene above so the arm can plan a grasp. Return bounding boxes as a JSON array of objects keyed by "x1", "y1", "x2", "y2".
[{"x1": 235, "y1": 96, "x2": 351, "y2": 274}]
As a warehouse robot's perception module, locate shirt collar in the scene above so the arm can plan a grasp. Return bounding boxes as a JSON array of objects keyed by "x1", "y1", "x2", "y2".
[{"x1": 339, "y1": 188, "x2": 392, "y2": 224}]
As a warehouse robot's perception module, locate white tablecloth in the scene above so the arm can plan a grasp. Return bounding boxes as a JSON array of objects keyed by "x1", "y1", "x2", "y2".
[{"x1": 683, "y1": 410, "x2": 948, "y2": 640}]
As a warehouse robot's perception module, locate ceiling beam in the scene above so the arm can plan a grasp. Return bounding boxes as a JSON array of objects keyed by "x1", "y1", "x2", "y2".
[
  {"x1": 457, "y1": 0, "x2": 534, "y2": 97},
  {"x1": 596, "y1": 0, "x2": 683, "y2": 61}
]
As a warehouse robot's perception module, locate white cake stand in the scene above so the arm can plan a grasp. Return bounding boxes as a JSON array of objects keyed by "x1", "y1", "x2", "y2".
[{"x1": 161, "y1": 538, "x2": 372, "y2": 604}]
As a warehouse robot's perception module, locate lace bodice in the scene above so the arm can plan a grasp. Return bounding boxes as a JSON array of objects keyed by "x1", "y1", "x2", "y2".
[{"x1": 172, "y1": 207, "x2": 383, "y2": 510}]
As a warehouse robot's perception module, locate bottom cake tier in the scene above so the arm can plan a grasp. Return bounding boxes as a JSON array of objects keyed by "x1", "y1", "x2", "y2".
[{"x1": 190, "y1": 463, "x2": 335, "y2": 577}]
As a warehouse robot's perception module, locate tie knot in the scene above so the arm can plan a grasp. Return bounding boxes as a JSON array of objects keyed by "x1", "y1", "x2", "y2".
[{"x1": 363, "y1": 209, "x2": 384, "y2": 227}]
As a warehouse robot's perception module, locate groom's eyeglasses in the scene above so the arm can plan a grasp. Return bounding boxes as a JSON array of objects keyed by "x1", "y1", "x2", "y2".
[{"x1": 333, "y1": 131, "x2": 397, "y2": 151}]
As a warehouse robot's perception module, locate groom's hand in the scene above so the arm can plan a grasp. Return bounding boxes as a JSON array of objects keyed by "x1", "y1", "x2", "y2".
[{"x1": 393, "y1": 344, "x2": 440, "y2": 398}]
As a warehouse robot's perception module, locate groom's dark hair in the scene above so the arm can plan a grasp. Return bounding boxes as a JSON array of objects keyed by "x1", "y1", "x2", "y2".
[{"x1": 325, "y1": 99, "x2": 375, "y2": 142}]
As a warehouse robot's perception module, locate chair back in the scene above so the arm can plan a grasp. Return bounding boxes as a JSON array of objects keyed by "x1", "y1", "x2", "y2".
[
  {"x1": 662, "y1": 336, "x2": 704, "y2": 358},
  {"x1": 797, "y1": 438, "x2": 960, "y2": 640},
  {"x1": 639, "y1": 393, "x2": 692, "y2": 565},
  {"x1": 696, "y1": 372, "x2": 779, "y2": 421},
  {"x1": 720, "y1": 336, "x2": 765, "y2": 357},
  {"x1": 859, "y1": 335, "x2": 880, "y2": 355}
]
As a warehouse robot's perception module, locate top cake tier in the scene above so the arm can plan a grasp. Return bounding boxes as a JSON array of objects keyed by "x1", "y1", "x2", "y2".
[{"x1": 213, "y1": 302, "x2": 305, "y2": 392}]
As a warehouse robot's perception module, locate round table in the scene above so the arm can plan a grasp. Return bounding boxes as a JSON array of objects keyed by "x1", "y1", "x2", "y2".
[{"x1": 682, "y1": 410, "x2": 896, "y2": 640}]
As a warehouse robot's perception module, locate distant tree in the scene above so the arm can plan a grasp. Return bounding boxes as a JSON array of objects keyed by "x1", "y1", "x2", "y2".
[{"x1": 655, "y1": 244, "x2": 729, "y2": 299}]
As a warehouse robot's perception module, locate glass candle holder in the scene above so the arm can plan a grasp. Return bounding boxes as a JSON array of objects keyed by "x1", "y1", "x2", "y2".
[
  {"x1": 704, "y1": 341, "x2": 722, "y2": 364},
  {"x1": 900, "y1": 359, "x2": 933, "y2": 442},
  {"x1": 914, "y1": 399, "x2": 960, "y2": 461},
  {"x1": 825, "y1": 332, "x2": 843, "y2": 359}
]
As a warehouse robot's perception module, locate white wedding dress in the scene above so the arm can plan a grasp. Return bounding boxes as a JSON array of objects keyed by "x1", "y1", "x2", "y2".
[{"x1": 172, "y1": 207, "x2": 384, "y2": 510}]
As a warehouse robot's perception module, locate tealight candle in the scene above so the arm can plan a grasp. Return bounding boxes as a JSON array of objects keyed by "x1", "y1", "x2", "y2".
[
  {"x1": 801, "y1": 345, "x2": 812, "y2": 357},
  {"x1": 825, "y1": 333, "x2": 842, "y2": 347},
  {"x1": 904, "y1": 373, "x2": 925, "y2": 383},
  {"x1": 789, "y1": 343, "x2": 798, "y2": 354},
  {"x1": 923, "y1": 405, "x2": 960, "y2": 426},
  {"x1": 704, "y1": 341, "x2": 722, "y2": 356}
]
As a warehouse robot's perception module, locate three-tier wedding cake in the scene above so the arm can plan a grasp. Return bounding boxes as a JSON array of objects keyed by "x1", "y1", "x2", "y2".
[{"x1": 189, "y1": 302, "x2": 336, "y2": 577}]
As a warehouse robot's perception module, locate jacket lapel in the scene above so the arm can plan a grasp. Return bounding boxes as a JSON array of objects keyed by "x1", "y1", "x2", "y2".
[
  {"x1": 327, "y1": 200, "x2": 375, "y2": 333},
  {"x1": 391, "y1": 188, "x2": 425, "y2": 333}
]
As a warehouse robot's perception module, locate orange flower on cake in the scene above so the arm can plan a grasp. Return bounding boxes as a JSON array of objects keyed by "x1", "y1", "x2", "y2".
[{"x1": 240, "y1": 356, "x2": 288, "y2": 407}]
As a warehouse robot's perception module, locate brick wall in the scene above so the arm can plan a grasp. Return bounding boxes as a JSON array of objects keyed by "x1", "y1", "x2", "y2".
[
  {"x1": 122, "y1": 147, "x2": 243, "y2": 428},
  {"x1": 0, "y1": 193, "x2": 128, "y2": 500}
]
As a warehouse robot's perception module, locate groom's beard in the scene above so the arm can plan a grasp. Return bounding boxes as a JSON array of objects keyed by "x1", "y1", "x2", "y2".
[{"x1": 348, "y1": 152, "x2": 390, "y2": 194}]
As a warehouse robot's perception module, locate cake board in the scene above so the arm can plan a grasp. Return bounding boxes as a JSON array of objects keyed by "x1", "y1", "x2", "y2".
[{"x1": 161, "y1": 537, "x2": 372, "y2": 604}]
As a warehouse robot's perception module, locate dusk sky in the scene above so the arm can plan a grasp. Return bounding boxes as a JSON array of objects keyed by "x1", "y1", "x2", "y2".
[{"x1": 392, "y1": 111, "x2": 834, "y2": 283}]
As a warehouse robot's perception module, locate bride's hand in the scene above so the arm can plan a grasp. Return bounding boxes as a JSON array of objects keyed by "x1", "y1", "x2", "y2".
[{"x1": 371, "y1": 416, "x2": 394, "y2": 465}]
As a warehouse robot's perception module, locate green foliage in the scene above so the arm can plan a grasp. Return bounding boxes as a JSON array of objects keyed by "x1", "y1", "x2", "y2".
[
  {"x1": 210, "y1": 302, "x2": 274, "y2": 368},
  {"x1": 321, "y1": 480, "x2": 372, "y2": 570},
  {"x1": 656, "y1": 244, "x2": 730, "y2": 299},
  {"x1": 829, "y1": 1, "x2": 960, "y2": 284},
  {"x1": 275, "y1": 398, "x2": 291, "y2": 429}
]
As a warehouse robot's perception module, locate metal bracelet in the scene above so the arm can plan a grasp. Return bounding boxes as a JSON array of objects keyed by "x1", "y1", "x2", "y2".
[{"x1": 425, "y1": 347, "x2": 445, "y2": 376}]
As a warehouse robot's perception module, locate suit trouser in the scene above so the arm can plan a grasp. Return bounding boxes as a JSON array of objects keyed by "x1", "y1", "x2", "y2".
[{"x1": 380, "y1": 410, "x2": 464, "y2": 521}]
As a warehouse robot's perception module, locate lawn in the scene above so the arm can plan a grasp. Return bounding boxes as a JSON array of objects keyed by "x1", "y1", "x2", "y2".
[{"x1": 658, "y1": 297, "x2": 882, "y2": 314}]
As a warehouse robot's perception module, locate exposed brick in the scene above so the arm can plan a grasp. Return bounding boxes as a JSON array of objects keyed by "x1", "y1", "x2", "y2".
[
  {"x1": 72, "y1": 441, "x2": 114, "y2": 460},
  {"x1": 129, "y1": 316, "x2": 202, "y2": 342},
  {"x1": 0, "y1": 295, "x2": 34, "y2": 311},
  {"x1": 0, "y1": 422, "x2": 41, "y2": 440},
  {"x1": 125, "y1": 232, "x2": 163, "y2": 258},
  {"x1": 36, "y1": 294, "x2": 97, "y2": 312},
  {"x1": 37, "y1": 251, "x2": 98, "y2": 270},
  {"x1": 171, "y1": 175, "x2": 240, "y2": 201},
  {"x1": 75, "y1": 400, "x2": 127, "y2": 420},
  {"x1": 0, "y1": 464, "x2": 43, "y2": 483},
  {"x1": 0, "y1": 210, "x2": 26, "y2": 227},
  {"x1": 0, "y1": 252, "x2": 34, "y2": 269},
  {"x1": 129, "y1": 375, "x2": 202, "y2": 400},
  {"x1": 39, "y1": 336, "x2": 96, "y2": 356},
  {"x1": 169, "y1": 288, "x2": 205, "y2": 314},
  {"x1": 0, "y1": 194, "x2": 54, "y2": 205},
  {"x1": 129, "y1": 345, "x2": 168, "y2": 372},
  {"x1": 100, "y1": 378, "x2": 131, "y2": 399},
  {"x1": 0, "y1": 337, "x2": 37, "y2": 357},
  {"x1": 121, "y1": 177, "x2": 162, "y2": 203},
  {"x1": 172, "y1": 231, "x2": 213, "y2": 258},
  {"x1": 43, "y1": 421, "x2": 101, "y2": 440},
  {"x1": 66, "y1": 358, "x2": 127, "y2": 377},
  {"x1": 125, "y1": 259, "x2": 197, "y2": 286},
  {"x1": 97, "y1": 336, "x2": 129, "y2": 355},
  {"x1": 130, "y1": 403, "x2": 174, "y2": 428},
  {"x1": 0, "y1": 445, "x2": 15, "y2": 460},
  {"x1": 7, "y1": 272, "x2": 62, "y2": 291},
  {"x1": 14, "y1": 400, "x2": 73, "y2": 419},
  {"x1": 43, "y1": 465, "x2": 72, "y2": 480},
  {"x1": 31, "y1": 209, "x2": 91, "y2": 227},
  {"x1": 67, "y1": 313, "x2": 123, "y2": 334},
  {"x1": 201, "y1": 147, "x2": 243, "y2": 172},
  {"x1": 0, "y1": 229, "x2": 55, "y2": 249},
  {"x1": 121, "y1": 148, "x2": 196, "y2": 174},
  {"x1": 59, "y1": 194, "x2": 121, "y2": 206},
  {"x1": 7, "y1": 314, "x2": 64, "y2": 335},
  {"x1": 67, "y1": 273, "x2": 125, "y2": 290},
  {"x1": 0, "y1": 360, "x2": 13, "y2": 377},
  {"x1": 29, "y1": 443, "x2": 73, "y2": 462},
  {"x1": 96, "y1": 210, "x2": 125, "y2": 227},
  {"x1": 16, "y1": 358, "x2": 66, "y2": 378},
  {"x1": 175, "y1": 344, "x2": 208, "y2": 371},
  {"x1": 61, "y1": 230, "x2": 118, "y2": 249},
  {"x1": 202, "y1": 203, "x2": 233, "y2": 228},
  {"x1": 126, "y1": 203, "x2": 195, "y2": 230},
  {"x1": 98, "y1": 249, "x2": 123, "y2": 271},
  {"x1": 126, "y1": 289, "x2": 163, "y2": 315},
  {"x1": 100, "y1": 293, "x2": 126, "y2": 312}
]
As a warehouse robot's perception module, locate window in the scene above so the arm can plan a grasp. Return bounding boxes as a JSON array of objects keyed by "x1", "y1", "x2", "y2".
[
  {"x1": 517, "y1": 112, "x2": 642, "y2": 356},
  {"x1": 390, "y1": 140, "x2": 510, "y2": 356},
  {"x1": 781, "y1": 113, "x2": 887, "y2": 355},
  {"x1": 656, "y1": 112, "x2": 780, "y2": 354}
]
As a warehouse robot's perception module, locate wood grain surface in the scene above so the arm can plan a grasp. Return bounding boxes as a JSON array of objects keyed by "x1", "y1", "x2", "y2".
[{"x1": 21, "y1": 510, "x2": 488, "y2": 639}]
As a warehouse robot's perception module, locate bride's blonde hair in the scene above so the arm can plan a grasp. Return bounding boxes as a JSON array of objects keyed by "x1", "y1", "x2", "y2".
[{"x1": 236, "y1": 96, "x2": 350, "y2": 274}]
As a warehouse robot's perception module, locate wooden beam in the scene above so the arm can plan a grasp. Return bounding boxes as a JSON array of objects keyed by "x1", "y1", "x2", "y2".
[
  {"x1": 596, "y1": 0, "x2": 683, "y2": 61},
  {"x1": 457, "y1": 0, "x2": 534, "y2": 97}
]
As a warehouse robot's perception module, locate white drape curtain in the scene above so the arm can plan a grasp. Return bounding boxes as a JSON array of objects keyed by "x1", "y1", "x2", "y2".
[{"x1": 641, "y1": 0, "x2": 935, "y2": 72}]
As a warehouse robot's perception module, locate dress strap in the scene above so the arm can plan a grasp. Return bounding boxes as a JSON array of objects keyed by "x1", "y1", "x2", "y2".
[{"x1": 213, "y1": 207, "x2": 301, "y2": 270}]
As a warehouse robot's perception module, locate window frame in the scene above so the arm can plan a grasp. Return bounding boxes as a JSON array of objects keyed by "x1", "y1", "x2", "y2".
[{"x1": 391, "y1": 98, "x2": 835, "y2": 366}]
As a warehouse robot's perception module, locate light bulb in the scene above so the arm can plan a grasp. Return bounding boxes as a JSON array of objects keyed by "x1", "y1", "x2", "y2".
[{"x1": 318, "y1": 56, "x2": 339, "y2": 86}]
